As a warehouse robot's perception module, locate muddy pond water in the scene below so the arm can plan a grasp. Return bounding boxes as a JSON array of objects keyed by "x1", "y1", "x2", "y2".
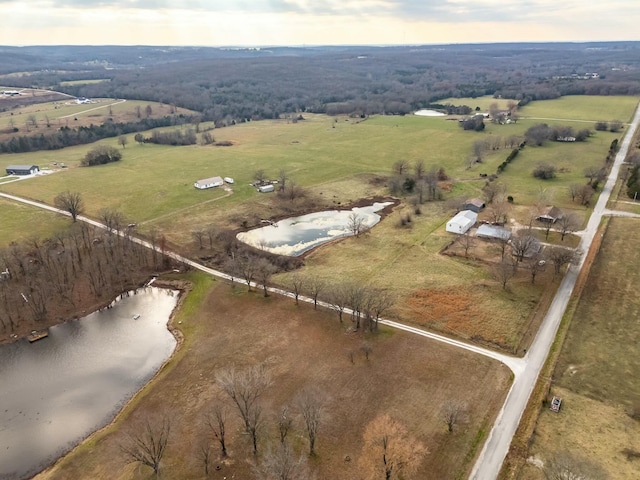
[
  {"x1": 236, "y1": 202, "x2": 392, "y2": 256},
  {"x1": 0, "y1": 287, "x2": 178, "y2": 480}
]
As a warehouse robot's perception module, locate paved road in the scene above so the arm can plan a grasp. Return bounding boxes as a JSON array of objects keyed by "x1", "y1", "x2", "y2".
[{"x1": 469, "y1": 101, "x2": 640, "y2": 480}]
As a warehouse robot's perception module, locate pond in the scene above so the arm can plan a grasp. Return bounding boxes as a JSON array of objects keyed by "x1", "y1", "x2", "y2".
[
  {"x1": 0, "y1": 287, "x2": 178, "y2": 480},
  {"x1": 236, "y1": 202, "x2": 393, "y2": 256},
  {"x1": 414, "y1": 109, "x2": 446, "y2": 117}
]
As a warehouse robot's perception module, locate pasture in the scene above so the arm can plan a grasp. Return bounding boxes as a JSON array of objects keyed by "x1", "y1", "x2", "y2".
[
  {"x1": 34, "y1": 275, "x2": 511, "y2": 480},
  {"x1": 520, "y1": 218, "x2": 640, "y2": 479},
  {"x1": 0, "y1": 96, "x2": 636, "y2": 351}
]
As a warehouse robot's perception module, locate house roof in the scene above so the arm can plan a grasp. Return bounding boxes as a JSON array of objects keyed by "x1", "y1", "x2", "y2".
[
  {"x1": 539, "y1": 206, "x2": 563, "y2": 219},
  {"x1": 449, "y1": 210, "x2": 478, "y2": 224},
  {"x1": 477, "y1": 224, "x2": 511, "y2": 240},
  {"x1": 464, "y1": 198, "x2": 485, "y2": 208},
  {"x1": 195, "y1": 176, "x2": 223, "y2": 186},
  {"x1": 7, "y1": 165, "x2": 38, "y2": 170}
]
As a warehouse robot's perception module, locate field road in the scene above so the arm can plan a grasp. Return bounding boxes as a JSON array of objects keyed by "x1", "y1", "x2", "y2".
[
  {"x1": 57, "y1": 99, "x2": 126, "y2": 119},
  {"x1": 469, "y1": 100, "x2": 640, "y2": 480},
  {"x1": 1, "y1": 101, "x2": 639, "y2": 479}
]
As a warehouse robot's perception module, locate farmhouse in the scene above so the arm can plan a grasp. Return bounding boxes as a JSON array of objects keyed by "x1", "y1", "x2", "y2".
[
  {"x1": 477, "y1": 224, "x2": 511, "y2": 241},
  {"x1": 258, "y1": 184, "x2": 275, "y2": 193},
  {"x1": 6, "y1": 165, "x2": 39, "y2": 176},
  {"x1": 537, "y1": 206, "x2": 563, "y2": 223},
  {"x1": 446, "y1": 210, "x2": 477, "y2": 234},
  {"x1": 194, "y1": 176, "x2": 224, "y2": 189},
  {"x1": 463, "y1": 198, "x2": 486, "y2": 213}
]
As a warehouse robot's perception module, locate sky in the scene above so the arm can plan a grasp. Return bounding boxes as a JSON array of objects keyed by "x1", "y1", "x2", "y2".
[{"x1": 0, "y1": 0, "x2": 639, "y2": 46}]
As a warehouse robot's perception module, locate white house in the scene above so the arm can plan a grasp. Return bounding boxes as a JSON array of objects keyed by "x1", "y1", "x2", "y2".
[
  {"x1": 194, "y1": 176, "x2": 224, "y2": 189},
  {"x1": 446, "y1": 210, "x2": 477, "y2": 234}
]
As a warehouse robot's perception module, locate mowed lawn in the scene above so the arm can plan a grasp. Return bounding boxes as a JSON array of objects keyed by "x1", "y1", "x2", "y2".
[
  {"x1": 35, "y1": 277, "x2": 511, "y2": 480},
  {"x1": 0, "y1": 196, "x2": 71, "y2": 247},
  {"x1": 519, "y1": 95, "x2": 638, "y2": 123},
  {"x1": 522, "y1": 218, "x2": 640, "y2": 479}
]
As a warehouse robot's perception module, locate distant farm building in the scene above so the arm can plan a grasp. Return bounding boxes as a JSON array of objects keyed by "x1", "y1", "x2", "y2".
[
  {"x1": 194, "y1": 176, "x2": 224, "y2": 189},
  {"x1": 258, "y1": 184, "x2": 275, "y2": 193},
  {"x1": 6, "y1": 165, "x2": 39, "y2": 176},
  {"x1": 463, "y1": 198, "x2": 486, "y2": 213},
  {"x1": 537, "y1": 206, "x2": 563, "y2": 223},
  {"x1": 477, "y1": 224, "x2": 511, "y2": 241},
  {"x1": 446, "y1": 210, "x2": 477, "y2": 234}
]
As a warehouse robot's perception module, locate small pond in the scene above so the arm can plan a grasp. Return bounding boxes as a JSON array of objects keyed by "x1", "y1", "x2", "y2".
[
  {"x1": 236, "y1": 201, "x2": 393, "y2": 256},
  {"x1": 414, "y1": 109, "x2": 447, "y2": 117},
  {"x1": 0, "y1": 287, "x2": 178, "y2": 480}
]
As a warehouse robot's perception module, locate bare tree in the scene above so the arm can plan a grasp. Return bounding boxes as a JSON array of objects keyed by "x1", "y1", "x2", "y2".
[
  {"x1": 528, "y1": 252, "x2": 547, "y2": 284},
  {"x1": 307, "y1": 275, "x2": 325, "y2": 310},
  {"x1": 206, "y1": 404, "x2": 228, "y2": 459},
  {"x1": 577, "y1": 184, "x2": 595, "y2": 206},
  {"x1": 392, "y1": 159, "x2": 410, "y2": 176},
  {"x1": 543, "y1": 450, "x2": 608, "y2": 480},
  {"x1": 277, "y1": 405, "x2": 293, "y2": 445},
  {"x1": 486, "y1": 199, "x2": 509, "y2": 225},
  {"x1": 360, "y1": 342, "x2": 373, "y2": 360},
  {"x1": 483, "y1": 181, "x2": 506, "y2": 204},
  {"x1": 118, "y1": 135, "x2": 128, "y2": 149},
  {"x1": 237, "y1": 254, "x2": 258, "y2": 291},
  {"x1": 441, "y1": 400, "x2": 467, "y2": 433},
  {"x1": 54, "y1": 191, "x2": 84, "y2": 222},
  {"x1": 413, "y1": 159, "x2": 425, "y2": 179},
  {"x1": 206, "y1": 224, "x2": 217, "y2": 249},
  {"x1": 191, "y1": 230, "x2": 206, "y2": 250},
  {"x1": 548, "y1": 247, "x2": 581, "y2": 275},
  {"x1": 493, "y1": 257, "x2": 516, "y2": 289},
  {"x1": 120, "y1": 416, "x2": 170, "y2": 478},
  {"x1": 197, "y1": 440, "x2": 213, "y2": 477},
  {"x1": 511, "y1": 229, "x2": 538, "y2": 262},
  {"x1": 278, "y1": 168, "x2": 288, "y2": 192},
  {"x1": 216, "y1": 364, "x2": 272, "y2": 454},
  {"x1": 296, "y1": 388, "x2": 325, "y2": 456},
  {"x1": 145, "y1": 104, "x2": 153, "y2": 118},
  {"x1": 99, "y1": 208, "x2": 125, "y2": 235},
  {"x1": 537, "y1": 218, "x2": 554, "y2": 241},
  {"x1": 568, "y1": 183, "x2": 581, "y2": 202},
  {"x1": 455, "y1": 232, "x2": 477, "y2": 257},
  {"x1": 289, "y1": 273, "x2": 305, "y2": 306},
  {"x1": 347, "y1": 212, "x2": 368, "y2": 238},
  {"x1": 583, "y1": 165, "x2": 601, "y2": 185},
  {"x1": 359, "y1": 414, "x2": 428, "y2": 480},
  {"x1": 254, "y1": 169, "x2": 268, "y2": 185},
  {"x1": 255, "y1": 258, "x2": 276, "y2": 297},
  {"x1": 254, "y1": 442, "x2": 312, "y2": 480},
  {"x1": 558, "y1": 213, "x2": 580, "y2": 241},
  {"x1": 327, "y1": 284, "x2": 349, "y2": 322}
]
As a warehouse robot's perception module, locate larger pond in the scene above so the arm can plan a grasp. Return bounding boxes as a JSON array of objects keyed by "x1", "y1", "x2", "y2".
[
  {"x1": 0, "y1": 287, "x2": 178, "y2": 480},
  {"x1": 236, "y1": 201, "x2": 392, "y2": 256}
]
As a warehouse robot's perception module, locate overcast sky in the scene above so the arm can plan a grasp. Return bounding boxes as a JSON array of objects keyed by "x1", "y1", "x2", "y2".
[{"x1": 1, "y1": 0, "x2": 638, "y2": 46}]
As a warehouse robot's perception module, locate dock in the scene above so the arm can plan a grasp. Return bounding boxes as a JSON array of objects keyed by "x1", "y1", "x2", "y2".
[{"x1": 28, "y1": 329, "x2": 49, "y2": 343}]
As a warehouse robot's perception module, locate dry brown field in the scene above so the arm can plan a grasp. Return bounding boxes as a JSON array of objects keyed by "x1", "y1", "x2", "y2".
[{"x1": 35, "y1": 275, "x2": 511, "y2": 480}]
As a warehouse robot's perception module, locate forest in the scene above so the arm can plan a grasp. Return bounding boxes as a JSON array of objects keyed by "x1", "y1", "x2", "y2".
[{"x1": 1, "y1": 42, "x2": 640, "y2": 123}]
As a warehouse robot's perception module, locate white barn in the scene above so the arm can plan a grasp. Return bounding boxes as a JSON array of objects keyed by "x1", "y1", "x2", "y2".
[
  {"x1": 194, "y1": 176, "x2": 224, "y2": 189},
  {"x1": 258, "y1": 184, "x2": 275, "y2": 193},
  {"x1": 446, "y1": 210, "x2": 478, "y2": 234}
]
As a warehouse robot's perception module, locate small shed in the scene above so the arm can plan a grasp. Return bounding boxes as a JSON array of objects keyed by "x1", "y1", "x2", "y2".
[
  {"x1": 258, "y1": 184, "x2": 275, "y2": 193},
  {"x1": 194, "y1": 176, "x2": 224, "y2": 189},
  {"x1": 6, "y1": 165, "x2": 39, "y2": 176},
  {"x1": 446, "y1": 210, "x2": 477, "y2": 234},
  {"x1": 224, "y1": 177, "x2": 234, "y2": 184},
  {"x1": 537, "y1": 206, "x2": 563, "y2": 223},
  {"x1": 477, "y1": 224, "x2": 511, "y2": 241},
  {"x1": 463, "y1": 198, "x2": 486, "y2": 213}
]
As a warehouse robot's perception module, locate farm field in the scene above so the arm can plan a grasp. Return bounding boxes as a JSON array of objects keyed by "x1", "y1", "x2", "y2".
[
  {"x1": 520, "y1": 218, "x2": 640, "y2": 479},
  {"x1": 518, "y1": 95, "x2": 639, "y2": 123},
  {"x1": 0, "y1": 96, "x2": 636, "y2": 351},
  {"x1": 0, "y1": 196, "x2": 70, "y2": 247},
  {"x1": 35, "y1": 274, "x2": 512, "y2": 480}
]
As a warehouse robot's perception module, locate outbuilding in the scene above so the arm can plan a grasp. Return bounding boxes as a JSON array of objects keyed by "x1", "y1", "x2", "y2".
[
  {"x1": 224, "y1": 177, "x2": 234, "y2": 184},
  {"x1": 463, "y1": 198, "x2": 486, "y2": 213},
  {"x1": 6, "y1": 165, "x2": 39, "y2": 176},
  {"x1": 446, "y1": 210, "x2": 478, "y2": 234},
  {"x1": 258, "y1": 184, "x2": 275, "y2": 193},
  {"x1": 194, "y1": 176, "x2": 224, "y2": 189},
  {"x1": 537, "y1": 206, "x2": 563, "y2": 223},
  {"x1": 477, "y1": 224, "x2": 511, "y2": 241}
]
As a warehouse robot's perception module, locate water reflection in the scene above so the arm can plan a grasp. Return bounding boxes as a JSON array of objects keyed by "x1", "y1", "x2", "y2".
[
  {"x1": 236, "y1": 201, "x2": 392, "y2": 256},
  {"x1": 0, "y1": 287, "x2": 178, "y2": 480}
]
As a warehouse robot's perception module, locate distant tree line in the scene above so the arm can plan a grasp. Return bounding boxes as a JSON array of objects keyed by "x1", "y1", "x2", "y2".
[{"x1": 0, "y1": 115, "x2": 194, "y2": 153}]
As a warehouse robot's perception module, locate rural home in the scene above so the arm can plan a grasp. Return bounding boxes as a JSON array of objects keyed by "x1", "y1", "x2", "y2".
[
  {"x1": 477, "y1": 224, "x2": 511, "y2": 241},
  {"x1": 463, "y1": 198, "x2": 486, "y2": 213},
  {"x1": 6, "y1": 165, "x2": 39, "y2": 176},
  {"x1": 194, "y1": 176, "x2": 224, "y2": 189},
  {"x1": 537, "y1": 206, "x2": 563, "y2": 223},
  {"x1": 446, "y1": 210, "x2": 478, "y2": 234},
  {"x1": 258, "y1": 184, "x2": 275, "y2": 193}
]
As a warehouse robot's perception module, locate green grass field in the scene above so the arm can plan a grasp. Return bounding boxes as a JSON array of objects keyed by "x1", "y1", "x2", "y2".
[
  {"x1": 519, "y1": 95, "x2": 638, "y2": 123},
  {"x1": 0, "y1": 197, "x2": 71, "y2": 247},
  {"x1": 0, "y1": 95, "x2": 636, "y2": 349}
]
